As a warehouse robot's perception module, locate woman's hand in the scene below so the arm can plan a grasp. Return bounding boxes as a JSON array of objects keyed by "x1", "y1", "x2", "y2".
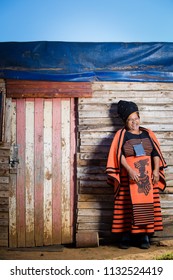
[
  {"x1": 152, "y1": 169, "x2": 159, "y2": 185},
  {"x1": 121, "y1": 155, "x2": 140, "y2": 182},
  {"x1": 128, "y1": 167, "x2": 140, "y2": 182}
]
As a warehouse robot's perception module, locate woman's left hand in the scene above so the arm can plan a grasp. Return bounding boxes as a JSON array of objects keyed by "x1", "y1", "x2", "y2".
[{"x1": 152, "y1": 169, "x2": 159, "y2": 185}]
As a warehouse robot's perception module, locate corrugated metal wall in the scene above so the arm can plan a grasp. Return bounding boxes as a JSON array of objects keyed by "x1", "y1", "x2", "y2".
[
  {"x1": 5, "y1": 98, "x2": 76, "y2": 247},
  {"x1": 77, "y1": 82, "x2": 173, "y2": 240}
]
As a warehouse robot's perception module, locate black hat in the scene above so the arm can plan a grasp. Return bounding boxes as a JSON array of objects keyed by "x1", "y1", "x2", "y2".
[{"x1": 117, "y1": 100, "x2": 138, "y2": 121}]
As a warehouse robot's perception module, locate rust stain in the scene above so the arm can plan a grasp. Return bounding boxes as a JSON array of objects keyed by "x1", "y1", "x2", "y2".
[
  {"x1": 45, "y1": 170, "x2": 52, "y2": 180},
  {"x1": 38, "y1": 135, "x2": 43, "y2": 142},
  {"x1": 9, "y1": 188, "x2": 15, "y2": 198},
  {"x1": 61, "y1": 138, "x2": 66, "y2": 147}
]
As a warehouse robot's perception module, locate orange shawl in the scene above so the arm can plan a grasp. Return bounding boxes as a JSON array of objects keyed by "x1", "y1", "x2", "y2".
[{"x1": 106, "y1": 127, "x2": 167, "y2": 196}]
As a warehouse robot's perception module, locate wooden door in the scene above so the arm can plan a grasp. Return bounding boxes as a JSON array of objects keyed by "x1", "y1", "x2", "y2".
[{"x1": 7, "y1": 98, "x2": 76, "y2": 247}]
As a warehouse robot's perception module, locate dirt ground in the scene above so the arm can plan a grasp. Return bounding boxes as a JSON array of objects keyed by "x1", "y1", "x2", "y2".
[{"x1": 1, "y1": 239, "x2": 173, "y2": 260}]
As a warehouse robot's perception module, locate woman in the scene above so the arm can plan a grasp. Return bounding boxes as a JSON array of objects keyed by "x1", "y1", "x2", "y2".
[{"x1": 106, "y1": 100, "x2": 167, "y2": 249}]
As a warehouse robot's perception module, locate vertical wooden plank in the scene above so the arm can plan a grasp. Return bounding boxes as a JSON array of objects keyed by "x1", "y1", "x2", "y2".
[
  {"x1": 9, "y1": 174, "x2": 17, "y2": 247},
  {"x1": 4, "y1": 98, "x2": 12, "y2": 144},
  {"x1": 70, "y1": 98, "x2": 76, "y2": 242},
  {"x1": 8, "y1": 100, "x2": 17, "y2": 247},
  {"x1": 61, "y1": 98, "x2": 71, "y2": 243},
  {"x1": 0, "y1": 90, "x2": 5, "y2": 142},
  {"x1": 25, "y1": 100, "x2": 34, "y2": 246},
  {"x1": 34, "y1": 98, "x2": 44, "y2": 246},
  {"x1": 43, "y1": 100, "x2": 52, "y2": 245},
  {"x1": 16, "y1": 99, "x2": 26, "y2": 247},
  {"x1": 52, "y1": 99, "x2": 61, "y2": 244}
]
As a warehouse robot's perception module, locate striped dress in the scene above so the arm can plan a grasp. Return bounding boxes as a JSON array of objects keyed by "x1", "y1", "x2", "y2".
[{"x1": 106, "y1": 128, "x2": 167, "y2": 235}]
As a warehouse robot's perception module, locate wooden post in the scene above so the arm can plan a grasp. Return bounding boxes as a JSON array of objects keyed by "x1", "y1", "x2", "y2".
[{"x1": 76, "y1": 232, "x2": 99, "y2": 247}]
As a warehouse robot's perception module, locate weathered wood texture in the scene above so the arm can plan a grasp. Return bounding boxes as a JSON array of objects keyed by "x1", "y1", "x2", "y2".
[
  {"x1": 6, "y1": 80, "x2": 92, "y2": 98},
  {"x1": 0, "y1": 144, "x2": 10, "y2": 246},
  {"x1": 77, "y1": 82, "x2": 173, "y2": 240},
  {"x1": 0, "y1": 79, "x2": 10, "y2": 247},
  {"x1": 76, "y1": 231, "x2": 99, "y2": 247},
  {"x1": 5, "y1": 97, "x2": 76, "y2": 247},
  {"x1": 0, "y1": 79, "x2": 6, "y2": 142}
]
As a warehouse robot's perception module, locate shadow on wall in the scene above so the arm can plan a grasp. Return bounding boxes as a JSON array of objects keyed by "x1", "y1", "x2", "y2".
[{"x1": 86, "y1": 103, "x2": 124, "y2": 243}]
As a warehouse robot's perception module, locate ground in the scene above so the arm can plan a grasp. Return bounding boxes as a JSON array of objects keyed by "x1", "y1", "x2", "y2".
[{"x1": 1, "y1": 239, "x2": 173, "y2": 260}]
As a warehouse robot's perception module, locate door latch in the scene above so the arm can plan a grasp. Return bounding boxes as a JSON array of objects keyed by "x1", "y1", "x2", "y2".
[{"x1": 10, "y1": 144, "x2": 19, "y2": 168}]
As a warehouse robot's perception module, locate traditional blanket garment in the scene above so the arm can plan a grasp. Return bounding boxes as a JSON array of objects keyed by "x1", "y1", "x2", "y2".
[{"x1": 106, "y1": 127, "x2": 167, "y2": 234}]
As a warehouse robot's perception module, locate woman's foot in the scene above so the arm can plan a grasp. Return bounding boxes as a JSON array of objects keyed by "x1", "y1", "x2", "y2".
[
  {"x1": 140, "y1": 234, "x2": 150, "y2": 249},
  {"x1": 119, "y1": 232, "x2": 131, "y2": 249}
]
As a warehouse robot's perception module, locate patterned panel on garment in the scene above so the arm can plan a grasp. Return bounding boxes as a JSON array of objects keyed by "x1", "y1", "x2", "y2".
[
  {"x1": 125, "y1": 156, "x2": 154, "y2": 226},
  {"x1": 123, "y1": 138, "x2": 153, "y2": 157}
]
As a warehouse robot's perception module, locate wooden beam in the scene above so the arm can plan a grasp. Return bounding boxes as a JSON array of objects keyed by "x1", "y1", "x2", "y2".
[{"x1": 6, "y1": 80, "x2": 92, "y2": 98}]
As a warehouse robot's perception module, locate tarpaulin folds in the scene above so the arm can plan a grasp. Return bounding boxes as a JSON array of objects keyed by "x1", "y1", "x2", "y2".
[{"x1": 0, "y1": 41, "x2": 173, "y2": 82}]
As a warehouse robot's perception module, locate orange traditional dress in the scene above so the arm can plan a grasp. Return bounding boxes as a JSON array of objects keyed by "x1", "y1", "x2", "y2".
[{"x1": 106, "y1": 127, "x2": 167, "y2": 234}]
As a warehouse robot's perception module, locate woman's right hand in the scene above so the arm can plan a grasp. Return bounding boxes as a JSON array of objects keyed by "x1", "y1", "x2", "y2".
[
  {"x1": 128, "y1": 167, "x2": 140, "y2": 182},
  {"x1": 121, "y1": 155, "x2": 140, "y2": 182}
]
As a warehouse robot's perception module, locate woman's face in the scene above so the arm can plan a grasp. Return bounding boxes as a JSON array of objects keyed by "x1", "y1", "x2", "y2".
[{"x1": 126, "y1": 112, "x2": 140, "y2": 132}]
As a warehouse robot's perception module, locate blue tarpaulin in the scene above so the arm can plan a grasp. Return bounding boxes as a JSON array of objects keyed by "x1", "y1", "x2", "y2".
[{"x1": 0, "y1": 41, "x2": 173, "y2": 82}]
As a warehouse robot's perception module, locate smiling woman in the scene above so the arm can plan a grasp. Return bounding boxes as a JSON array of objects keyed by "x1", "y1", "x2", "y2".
[{"x1": 106, "y1": 100, "x2": 167, "y2": 250}]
